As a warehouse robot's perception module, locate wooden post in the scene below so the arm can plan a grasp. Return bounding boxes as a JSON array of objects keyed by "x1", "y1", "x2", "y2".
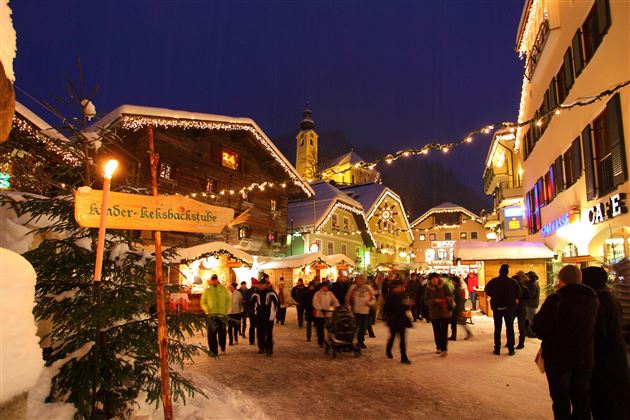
[{"x1": 147, "y1": 126, "x2": 173, "y2": 420}]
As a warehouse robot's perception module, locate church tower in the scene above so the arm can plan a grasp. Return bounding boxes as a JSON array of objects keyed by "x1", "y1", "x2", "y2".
[{"x1": 295, "y1": 105, "x2": 318, "y2": 181}]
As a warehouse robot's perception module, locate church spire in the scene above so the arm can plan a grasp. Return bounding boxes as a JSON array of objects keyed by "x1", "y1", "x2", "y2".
[{"x1": 300, "y1": 102, "x2": 315, "y2": 131}]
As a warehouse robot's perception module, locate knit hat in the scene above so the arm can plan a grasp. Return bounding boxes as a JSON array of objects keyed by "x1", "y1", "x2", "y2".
[
  {"x1": 581, "y1": 266, "x2": 607, "y2": 289},
  {"x1": 558, "y1": 265, "x2": 582, "y2": 285},
  {"x1": 527, "y1": 271, "x2": 539, "y2": 281}
]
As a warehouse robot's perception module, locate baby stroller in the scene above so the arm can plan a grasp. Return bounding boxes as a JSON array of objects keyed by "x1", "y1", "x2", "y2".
[{"x1": 323, "y1": 306, "x2": 361, "y2": 358}]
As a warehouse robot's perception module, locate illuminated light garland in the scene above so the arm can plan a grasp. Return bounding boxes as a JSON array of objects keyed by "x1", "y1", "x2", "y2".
[
  {"x1": 325, "y1": 80, "x2": 630, "y2": 174},
  {"x1": 178, "y1": 249, "x2": 251, "y2": 267},
  {"x1": 11, "y1": 115, "x2": 82, "y2": 166},
  {"x1": 119, "y1": 115, "x2": 313, "y2": 197}
]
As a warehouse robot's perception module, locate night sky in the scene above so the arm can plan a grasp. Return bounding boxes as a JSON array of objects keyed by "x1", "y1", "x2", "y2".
[{"x1": 11, "y1": 0, "x2": 525, "y2": 201}]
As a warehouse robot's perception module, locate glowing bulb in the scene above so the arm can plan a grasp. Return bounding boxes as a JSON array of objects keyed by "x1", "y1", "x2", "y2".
[
  {"x1": 555, "y1": 109, "x2": 561, "y2": 115},
  {"x1": 536, "y1": 120, "x2": 543, "y2": 126},
  {"x1": 422, "y1": 150, "x2": 429, "y2": 155},
  {"x1": 191, "y1": 193, "x2": 197, "y2": 197},
  {"x1": 220, "y1": 191, "x2": 225, "y2": 195},
  {"x1": 103, "y1": 159, "x2": 119, "y2": 179},
  {"x1": 442, "y1": 147, "x2": 449, "y2": 153},
  {"x1": 229, "y1": 190, "x2": 234, "y2": 195},
  {"x1": 465, "y1": 137, "x2": 472, "y2": 143},
  {"x1": 403, "y1": 151, "x2": 410, "y2": 157},
  {"x1": 386, "y1": 159, "x2": 393, "y2": 164}
]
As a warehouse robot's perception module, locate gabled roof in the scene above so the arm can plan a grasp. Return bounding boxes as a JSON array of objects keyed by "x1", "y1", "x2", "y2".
[
  {"x1": 338, "y1": 183, "x2": 413, "y2": 242},
  {"x1": 15, "y1": 102, "x2": 68, "y2": 141},
  {"x1": 454, "y1": 240, "x2": 554, "y2": 261},
  {"x1": 322, "y1": 150, "x2": 366, "y2": 171},
  {"x1": 289, "y1": 181, "x2": 375, "y2": 247},
  {"x1": 410, "y1": 202, "x2": 480, "y2": 228},
  {"x1": 85, "y1": 104, "x2": 314, "y2": 197}
]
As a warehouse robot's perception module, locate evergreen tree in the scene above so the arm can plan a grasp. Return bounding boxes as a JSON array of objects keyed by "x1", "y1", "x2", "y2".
[{"x1": 2, "y1": 87, "x2": 208, "y2": 418}]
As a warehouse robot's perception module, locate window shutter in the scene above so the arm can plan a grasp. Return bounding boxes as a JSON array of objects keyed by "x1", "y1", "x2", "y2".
[
  {"x1": 605, "y1": 94, "x2": 628, "y2": 186},
  {"x1": 525, "y1": 191, "x2": 532, "y2": 234},
  {"x1": 571, "y1": 136, "x2": 582, "y2": 183},
  {"x1": 554, "y1": 156, "x2": 565, "y2": 193},
  {"x1": 563, "y1": 48, "x2": 575, "y2": 92},
  {"x1": 582, "y1": 125, "x2": 596, "y2": 200},
  {"x1": 595, "y1": 0, "x2": 611, "y2": 39},
  {"x1": 572, "y1": 31, "x2": 584, "y2": 77}
]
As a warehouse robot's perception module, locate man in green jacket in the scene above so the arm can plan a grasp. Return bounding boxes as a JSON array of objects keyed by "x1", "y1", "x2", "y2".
[{"x1": 200, "y1": 274, "x2": 231, "y2": 356}]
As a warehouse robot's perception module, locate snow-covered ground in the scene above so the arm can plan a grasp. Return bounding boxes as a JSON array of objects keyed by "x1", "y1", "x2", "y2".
[{"x1": 184, "y1": 309, "x2": 552, "y2": 420}]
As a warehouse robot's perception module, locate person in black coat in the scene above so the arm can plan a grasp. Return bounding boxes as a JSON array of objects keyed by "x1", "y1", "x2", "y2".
[
  {"x1": 534, "y1": 265, "x2": 599, "y2": 420},
  {"x1": 291, "y1": 278, "x2": 308, "y2": 328},
  {"x1": 525, "y1": 271, "x2": 540, "y2": 337},
  {"x1": 582, "y1": 266, "x2": 630, "y2": 420},
  {"x1": 383, "y1": 280, "x2": 411, "y2": 364},
  {"x1": 514, "y1": 271, "x2": 531, "y2": 349},
  {"x1": 302, "y1": 281, "x2": 317, "y2": 342},
  {"x1": 485, "y1": 264, "x2": 521, "y2": 355}
]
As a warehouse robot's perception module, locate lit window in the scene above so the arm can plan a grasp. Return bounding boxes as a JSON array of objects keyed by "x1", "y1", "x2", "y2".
[
  {"x1": 460, "y1": 232, "x2": 467, "y2": 240},
  {"x1": 332, "y1": 214, "x2": 339, "y2": 228},
  {"x1": 355, "y1": 247, "x2": 360, "y2": 257},
  {"x1": 327, "y1": 241, "x2": 334, "y2": 255},
  {"x1": 159, "y1": 162, "x2": 173, "y2": 179},
  {"x1": 418, "y1": 234, "x2": 426, "y2": 241},
  {"x1": 270, "y1": 199, "x2": 277, "y2": 212},
  {"x1": 205, "y1": 178, "x2": 217, "y2": 193},
  {"x1": 341, "y1": 244, "x2": 347, "y2": 256},
  {"x1": 267, "y1": 231, "x2": 276, "y2": 243},
  {"x1": 221, "y1": 149, "x2": 239, "y2": 170},
  {"x1": 238, "y1": 225, "x2": 251, "y2": 239},
  {"x1": 343, "y1": 217, "x2": 349, "y2": 230},
  {"x1": 429, "y1": 233, "x2": 436, "y2": 241},
  {"x1": 0, "y1": 163, "x2": 11, "y2": 190}
]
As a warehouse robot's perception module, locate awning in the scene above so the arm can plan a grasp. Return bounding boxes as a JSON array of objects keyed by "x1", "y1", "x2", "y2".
[
  {"x1": 454, "y1": 240, "x2": 555, "y2": 261},
  {"x1": 326, "y1": 254, "x2": 356, "y2": 268},
  {"x1": 145, "y1": 241, "x2": 254, "y2": 267},
  {"x1": 258, "y1": 252, "x2": 331, "y2": 270}
]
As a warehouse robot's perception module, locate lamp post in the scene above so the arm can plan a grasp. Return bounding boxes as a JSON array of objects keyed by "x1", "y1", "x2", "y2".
[{"x1": 91, "y1": 159, "x2": 118, "y2": 419}]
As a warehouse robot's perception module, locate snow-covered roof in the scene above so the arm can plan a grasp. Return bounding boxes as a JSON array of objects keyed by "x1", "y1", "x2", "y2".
[
  {"x1": 258, "y1": 252, "x2": 330, "y2": 270},
  {"x1": 321, "y1": 150, "x2": 367, "y2": 171},
  {"x1": 453, "y1": 240, "x2": 554, "y2": 261},
  {"x1": 326, "y1": 253, "x2": 355, "y2": 268},
  {"x1": 145, "y1": 241, "x2": 254, "y2": 266},
  {"x1": 15, "y1": 102, "x2": 69, "y2": 141},
  {"x1": 85, "y1": 104, "x2": 314, "y2": 197},
  {"x1": 410, "y1": 202, "x2": 480, "y2": 227}
]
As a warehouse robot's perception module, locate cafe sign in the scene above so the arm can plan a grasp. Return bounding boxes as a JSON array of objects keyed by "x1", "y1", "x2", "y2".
[
  {"x1": 431, "y1": 241, "x2": 455, "y2": 249},
  {"x1": 587, "y1": 193, "x2": 627, "y2": 225},
  {"x1": 75, "y1": 187, "x2": 234, "y2": 233}
]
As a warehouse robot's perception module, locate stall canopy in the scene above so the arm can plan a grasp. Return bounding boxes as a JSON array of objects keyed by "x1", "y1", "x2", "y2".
[
  {"x1": 454, "y1": 240, "x2": 555, "y2": 261},
  {"x1": 326, "y1": 254, "x2": 355, "y2": 268},
  {"x1": 258, "y1": 252, "x2": 330, "y2": 270},
  {"x1": 145, "y1": 241, "x2": 254, "y2": 267}
]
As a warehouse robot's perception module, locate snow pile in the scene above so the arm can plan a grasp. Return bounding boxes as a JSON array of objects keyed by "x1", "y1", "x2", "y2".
[
  {"x1": 132, "y1": 371, "x2": 268, "y2": 420},
  {"x1": 0, "y1": 0, "x2": 16, "y2": 82},
  {"x1": 26, "y1": 342, "x2": 94, "y2": 419},
  {"x1": 0, "y1": 248, "x2": 43, "y2": 403}
]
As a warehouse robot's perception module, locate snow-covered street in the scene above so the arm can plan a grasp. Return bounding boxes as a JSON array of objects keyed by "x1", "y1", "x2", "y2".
[{"x1": 184, "y1": 309, "x2": 552, "y2": 420}]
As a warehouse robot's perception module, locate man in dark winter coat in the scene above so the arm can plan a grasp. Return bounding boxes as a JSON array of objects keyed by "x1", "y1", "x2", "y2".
[
  {"x1": 251, "y1": 276, "x2": 279, "y2": 356},
  {"x1": 383, "y1": 280, "x2": 411, "y2": 364},
  {"x1": 534, "y1": 265, "x2": 599, "y2": 420},
  {"x1": 485, "y1": 264, "x2": 520, "y2": 355},
  {"x1": 514, "y1": 272, "x2": 531, "y2": 349},
  {"x1": 331, "y1": 274, "x2": 350, "y2": 307},
  {"x1": 581, "y1": 266, "x2": 630, "y2": 420},
  {"x1": 302, "y1": 281, "x2": 317, "y2": 342},
  {"x1": 243, "y1": 279, "x2": 258, "y2": 345},
  {"x1": 291, "y1": 278, "x2": 308, "y2": 328},
  {"x1": 525, "y1": 271, "x2": 540, "y2": 337}
]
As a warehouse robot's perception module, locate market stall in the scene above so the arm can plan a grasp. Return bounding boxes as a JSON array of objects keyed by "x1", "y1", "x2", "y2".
[
  {"x1": 325, "y1": 253, "x2": 356, "y2": 278},
  {"x1": 146, "y1": 241, "x2": 255, "y2": 313},
  {"x1": 258, "y1": 252, "x2": 331, "y2": 288},
  {"x1": 454, "y1": 240, "x2": 554, "y2": 316}
]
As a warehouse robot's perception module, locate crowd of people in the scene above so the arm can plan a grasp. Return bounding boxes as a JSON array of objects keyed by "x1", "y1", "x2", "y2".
[{"x1": 198, "y1": 264, "x2": 630, "y2": 419}]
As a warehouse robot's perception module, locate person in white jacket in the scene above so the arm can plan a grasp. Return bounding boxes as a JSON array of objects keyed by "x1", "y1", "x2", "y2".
[
  {"x1": 345, "y1": 275, "x2": 375, "y2": 349},
  {"x1": 228, "y1": 284, "x2": 243, "y2": 346},
  {"x1": 312, "y1": 282, "x2": 340, "y2": 347}
]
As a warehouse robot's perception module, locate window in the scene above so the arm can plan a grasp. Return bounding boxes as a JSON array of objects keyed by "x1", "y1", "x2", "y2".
[
  {"x1": 460, "y1": 232, "x2": 467, "y2": 240},
  {"x1": 592, "y1": 94, "x2": 627, "y2": 197},
  {"x1": 205, "y1": 178, "x2": 218, "y2": 193},
  {"x1": 429, "y1": 233, "x2": 436, "y2": 241},
  {"x1": 343, "y1": 217, "x2": 349, "y2": 231},
  {"x1": 341, "y1": 244, "x2": 347, "y2": 256},
  {"x1": 0, "y1": 163, "x2": 11, "y2": 190},
  {"x1": 355, "y1": 247, "x2": 360, "y2": 257},
  {"x1": 238, "y1": 225, "x2": 251, "y2": 239},
  {"x1": 159, "y1": 162, "x2": 173, "y2": 179},
  {"x1": 270, "y1": 199, "x2": 277, "y2": 212},
  {"x1": 553, "y1": 156, "x2": 565, "y2": 196},
  {"x1": 556, "y1": 49, "x2": 574, "y2": 104},
  {"x1": 471, "y1": 232, "x2": 478, "y2": 240},
  {"x1": 315, "y1": 240, "x2": 322, "y2": 252},
  {"x1": 418, "y1": 234, "x2": 426, "y2": 241},
  {"x1": 544, "y1": 168, "x2": 555, "y2": 204},
  {"x1": 444, "y1": 233, "x2": 452, "y2": 241},
  {"x1": 564, "y1": 137, "x2": 582, "y2": 188},
  {"x1": 327, "y1": 241, "x2": 334, "y2": 255},
  {"x1": 267, "y1": 231, "x2": 277, "y2": 244},
  {"x1": 572, "y1": 30, "x2": 584, "y2": 77},
  {"x1": 221, "y1": 149, "x2": 239, "y2": 170},
  {"x1": 331, "y1": 214, "x2": 339, "y2": 228}
]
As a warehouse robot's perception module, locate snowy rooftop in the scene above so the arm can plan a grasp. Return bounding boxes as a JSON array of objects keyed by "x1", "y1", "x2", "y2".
[
  {"x1": 258, "y1": 252, "x2": 330, "y2": 270},
  {"x1": 321, "y1": 150, "x2": 367, "y2": 171},
  {"x1": 15, "y1": 102, "x2": 68, "y2": 141},
  {"x1": 454, "y1": 240, "x2": 555, "y2": 261},
  {"x1": 289, "y1": 181, "x2": 362, "y2": 228},
  {"x1": 144, "y1": 241, "x2": 254, "y2": 266},
  {"x1": 410, "y1": 202, "x2": 479, "y2": 227},
  {"x1": 337, "y1": 182, "x2": 391, "y2": 215},
  {"x1": 85, "y1": 104, "x2": 314, "y2": 197}
]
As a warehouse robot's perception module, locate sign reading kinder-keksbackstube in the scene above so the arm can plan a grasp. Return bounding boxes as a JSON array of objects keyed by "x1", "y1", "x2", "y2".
[{"x1": 74, "y1": 187, "x2": 235, "y2": 234}]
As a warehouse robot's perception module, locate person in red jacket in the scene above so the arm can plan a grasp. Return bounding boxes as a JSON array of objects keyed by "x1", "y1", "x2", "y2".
[{"x1": 465, "y1": 272, "x2": 479, "y2": 310}]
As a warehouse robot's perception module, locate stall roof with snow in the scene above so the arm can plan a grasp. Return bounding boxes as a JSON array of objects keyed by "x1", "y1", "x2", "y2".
[
  {"x1": 85, "y1": 104, "x2": 314, "y2": 198},
  {"x1": 326, "y1": 253, "x2": 356, "y2": 268},
  {"x1": 454, "y1": 240, "x2": 555, "y2": 261},
  {"x1": 145, "y1": 241, "x2": 254, "y2": 267},
  {"x1": 410, "y1": 202, "x2": 481, "y2": 228},
  {"x1": 289, "y1": 181, "x2": 376, "y2": 247},
  {"x1": 258, "y1": 252, "x2": 330, "y2": 270}
]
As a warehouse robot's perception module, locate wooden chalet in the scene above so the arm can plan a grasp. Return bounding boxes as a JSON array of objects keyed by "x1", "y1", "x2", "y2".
[{"x1": 86, "y1": 105, "x2": 314, "y2": 260}]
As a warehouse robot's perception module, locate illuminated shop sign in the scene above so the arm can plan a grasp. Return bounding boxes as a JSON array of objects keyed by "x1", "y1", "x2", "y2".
[
  {"x1": 431, "y1": 241, "x2": 455, "y2": 249},
  {"x1": 588, "y1": 193, "x2": 627, "y2": 225},
  {"x1": 503, "y1": 206, "x2": 523, "y2": 231},
  {"x1": 542, "y1": 213, "x2": 569, "y2": 237}
]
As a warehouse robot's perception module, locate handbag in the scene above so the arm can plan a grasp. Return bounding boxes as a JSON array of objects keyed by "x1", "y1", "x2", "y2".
[{"x1": 534, "y1": 346, "x2": 545, "y2": 373}]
